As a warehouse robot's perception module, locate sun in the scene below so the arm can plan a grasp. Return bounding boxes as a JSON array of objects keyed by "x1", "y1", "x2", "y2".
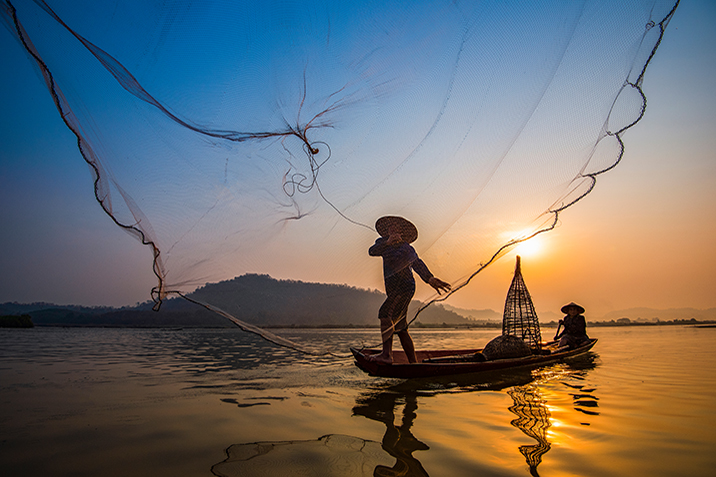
[{"x1": 513, "y1": 235, "x2": 544, "y2": 258}]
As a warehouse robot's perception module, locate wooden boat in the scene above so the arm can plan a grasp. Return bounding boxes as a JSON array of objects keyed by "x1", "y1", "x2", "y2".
[{"x1": 350, "y1": 338, "x2": 597, "y2": 379}]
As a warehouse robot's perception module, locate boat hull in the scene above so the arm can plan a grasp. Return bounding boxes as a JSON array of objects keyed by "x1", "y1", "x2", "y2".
[{"x1": 351, "y1": 339, "x2": 597, "y2": 378}]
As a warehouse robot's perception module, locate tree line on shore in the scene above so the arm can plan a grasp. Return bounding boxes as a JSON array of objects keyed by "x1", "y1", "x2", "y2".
[
  {"x1": 0, "y1": 274, "x2": 470, "y2": 328},
  {"x1": 2, "y1": 274, "x2": 714, "y2": 328}
]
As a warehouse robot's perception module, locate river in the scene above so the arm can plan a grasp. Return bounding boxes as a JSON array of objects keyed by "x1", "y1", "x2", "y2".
[{"x1": 1, "y1": 325, "x2": 714, "y2": 476}]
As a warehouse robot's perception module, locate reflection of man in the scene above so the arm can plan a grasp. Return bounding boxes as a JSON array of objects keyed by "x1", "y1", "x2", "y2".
[{"x1": 353, "y1": 391, "x2": 430, "y2": 476}]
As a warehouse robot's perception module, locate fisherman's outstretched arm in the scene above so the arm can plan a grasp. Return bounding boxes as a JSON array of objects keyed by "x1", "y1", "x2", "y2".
[{"x1": 413, "y1": 259, "x2": 451, "y2": 294}]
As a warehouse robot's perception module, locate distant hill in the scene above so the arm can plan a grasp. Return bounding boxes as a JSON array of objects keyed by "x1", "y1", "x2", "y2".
[
  {"x1": 4, "y1": 279, "x2": 714, "y2": 328},
  {"x1": 597, "y1": 307, "x2": 716, "y2": 322},
  {"x1": 536, "y1": 310, "x2": 562, "y2": 323},
  {"x1": 442, "y1": 305, "x2": 562, "y2": 324},
  {"x1": 0, "y1": 301, "x2": 228, "y2": 328},
  {"x1": 442, "y1": 305, "x2": 501, "y2": 322},
  {"x1": 189, "y1": 273, "x2": 470, "y2": 326},
  {"x1": 0, "y1": 302, "x2": 115, "y2": 316},
  {"x1": 0, "y1": 274, "x2": 471, "y2": 327}
]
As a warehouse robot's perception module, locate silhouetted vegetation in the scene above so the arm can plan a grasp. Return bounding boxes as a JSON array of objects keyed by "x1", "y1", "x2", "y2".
[
  {"x1": 543, "y1": 318, "x2": 716, "y2": 328},
  {"x1": 0, "y1": 314, "x2": 34, "y2": 328},
  {"x1": 0, "y1": 274, "x2": 470, "y2": 328},
  {"x1": 3, "y1": 276, "x2": 714, "y2": 329}
]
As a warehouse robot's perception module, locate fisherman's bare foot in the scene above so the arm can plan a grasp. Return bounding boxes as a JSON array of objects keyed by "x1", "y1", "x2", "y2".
[{"x1": 367, "y1": 353, "x2": 392, "y2": 365}]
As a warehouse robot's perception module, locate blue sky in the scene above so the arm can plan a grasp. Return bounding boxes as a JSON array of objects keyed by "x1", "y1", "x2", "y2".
[{"x1": 1, "y1": 0, "x2": 714, "y2": 317}]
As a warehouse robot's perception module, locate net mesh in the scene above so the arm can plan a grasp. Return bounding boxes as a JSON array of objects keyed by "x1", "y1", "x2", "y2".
[{"x1": 2, "y1": 0, "x2": 680, "y2": 347}]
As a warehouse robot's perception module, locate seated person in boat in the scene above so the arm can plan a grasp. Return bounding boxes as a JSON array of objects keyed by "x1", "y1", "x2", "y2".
[
  {"x1": 369, "y1": 216, "x2": 451, "y2": 364},
  {"x1": 555, "y1": 302, "x2": 590, "y2": 348}
]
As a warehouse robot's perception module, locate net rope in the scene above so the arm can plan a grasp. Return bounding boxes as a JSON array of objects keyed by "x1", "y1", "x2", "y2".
[{"x1": 3, "y1": 0, "x2": 680, "y2": 355}]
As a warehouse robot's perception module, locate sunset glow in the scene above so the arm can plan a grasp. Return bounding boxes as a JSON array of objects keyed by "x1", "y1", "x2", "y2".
[
  {"x1": 1, "y1": 3, "x2": 714, "y2": 477},
  {"x1": 513, "y1": 235, "x2": 546, "y2": 259},
  {"x1": 1, "y1": 0, "x2": 713, "y2": 320}
]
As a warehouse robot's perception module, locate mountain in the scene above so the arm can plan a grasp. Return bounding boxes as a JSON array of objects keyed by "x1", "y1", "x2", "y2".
[
  {"x1": 597, "y1": 307, "x2": 716, "y2": 322},
  {"x1": 441, "y1": 305, "x2": 501, "y2": 322},
  {"x1": 442, "y1": 305, "x2": 563, "y2": 324},
  {"x1": 0, "y1": 301, "x2": 228, "y2": 328},
  {"x1": 0, "y1": 274, "x2": 471, "y2": 327},
  {"x1": 0, "y1": 302, "x2": 115, "y2": 316},
  {"x1": 188, "y1": 274, "x2": 471, "y2": 326},
  {"x1": 535, "y1": 310, "x2": 562, "y2": 323},
  {"x1": 5, "y1": 277, "x2": 713, "y2": 327}
]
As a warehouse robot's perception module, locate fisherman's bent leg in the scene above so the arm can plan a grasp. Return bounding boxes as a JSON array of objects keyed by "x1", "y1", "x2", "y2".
[
  {"x1": 375, "y1": 294, "x2": 404, "y2": 362},
  {"x1": 378, "y1": 302, "x2": 395, "y2": 358}
]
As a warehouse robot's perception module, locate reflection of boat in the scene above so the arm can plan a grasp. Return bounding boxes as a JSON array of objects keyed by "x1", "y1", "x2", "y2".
[
  {"x1": 351, "y1": 338, "x2": 597, "y2": 378},
  {"x1": 353, "y1": 256, "x2": 597, "y2": 379},
  {"x1": 351, "y1": 356, "x2": 599, "y2": 477},
  {"x1": 507, "y1": 356, "x2": 600, "y2": 477},
  {"x1": 209, "y1": 355, "x2": 599, "y2": 477}
]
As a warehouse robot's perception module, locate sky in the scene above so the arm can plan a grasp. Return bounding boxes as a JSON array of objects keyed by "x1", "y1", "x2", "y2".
[{"x1": 1, "y1": 0, "x2": 714, "y2": 318}]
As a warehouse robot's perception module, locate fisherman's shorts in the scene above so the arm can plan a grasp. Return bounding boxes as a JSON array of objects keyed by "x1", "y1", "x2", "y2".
[{"x1": 379, "y1": 277, "x2": 416, "y2": 332}]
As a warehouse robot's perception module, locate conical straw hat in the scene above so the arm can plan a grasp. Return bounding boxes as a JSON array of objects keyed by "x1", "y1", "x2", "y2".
[
  {"x1": 375, "y1": 216, "x2": 418, "y2": 243},
  {"x1": 560, "y1": 302, "x2": 585, "y2": 314}
]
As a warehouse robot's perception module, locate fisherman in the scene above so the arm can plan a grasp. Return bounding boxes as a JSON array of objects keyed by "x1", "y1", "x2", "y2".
[
  {"x1": 554, "y1": 302, "x2": 590, "y2": 348},
  {"x1": 369, "y1": 216, "x2": 451, "y2": 364}
]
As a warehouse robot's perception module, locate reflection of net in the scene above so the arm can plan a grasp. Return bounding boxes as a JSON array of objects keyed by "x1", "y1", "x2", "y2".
[
  {"x1": 4, "y1": 1, "x2": 680, "y2": 345},
  {"x1": 564, "y1": 381, "x2": 601, "y2": 416},
  {"x1": 503, "y1": 257, "x2": 542, "y2": 348},
  {"x1": 508, "y1": 386, "x2": 551, "y2": 475},
  {"x1": 211, "y1": 434, "x2": 392, "y2": 477}
]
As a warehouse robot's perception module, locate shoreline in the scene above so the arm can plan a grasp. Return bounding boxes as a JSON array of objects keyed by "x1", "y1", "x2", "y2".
[{"x1": 11, "y1": 319, "x2": 715, "y2": 330}]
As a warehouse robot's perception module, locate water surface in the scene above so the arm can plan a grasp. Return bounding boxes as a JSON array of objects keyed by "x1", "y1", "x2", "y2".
[{"x1": 1, "y1": 326, "x2": 714, "y2": 476}]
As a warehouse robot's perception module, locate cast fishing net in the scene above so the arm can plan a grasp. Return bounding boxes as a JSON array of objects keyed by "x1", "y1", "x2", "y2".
[{"x1": 3, "y1": 0, "x2": 679, "y2": 351}]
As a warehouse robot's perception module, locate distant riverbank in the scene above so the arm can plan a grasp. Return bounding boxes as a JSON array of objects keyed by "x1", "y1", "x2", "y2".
[
  {"x1": 3, "y1": 274, "x2": 715, "y2": 329},
  {"x1": 12, "y1": 318, "x2": 716, "y2": 330}
]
